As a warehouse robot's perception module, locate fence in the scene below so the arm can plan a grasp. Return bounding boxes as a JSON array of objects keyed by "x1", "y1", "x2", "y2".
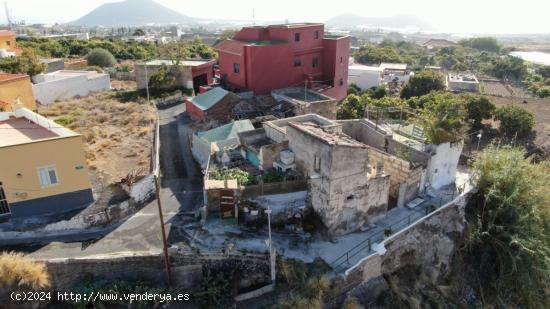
[
  {"x1": 110, "y1": 71, "x2": 136, "y2": 81},
  {"x1": 329, "y1": 182, "x2": 468, "y2": 273}
]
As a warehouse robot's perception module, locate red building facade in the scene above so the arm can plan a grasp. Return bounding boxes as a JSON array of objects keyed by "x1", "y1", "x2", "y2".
[{"x1": 215, "y1": 23, "x2": 350, "y2": 101}]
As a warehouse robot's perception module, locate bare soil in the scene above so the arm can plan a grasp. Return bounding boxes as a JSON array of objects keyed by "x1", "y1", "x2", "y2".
[{"x1": 37, "y1": 88, "x2": 156, "y2": 189}]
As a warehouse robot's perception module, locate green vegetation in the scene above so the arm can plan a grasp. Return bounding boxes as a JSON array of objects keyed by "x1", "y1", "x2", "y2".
[
  {"x1": 54, "y1": 115, "x2": 77, "y2": 127},
  {"x1": 17, "y1": 37, "x2": 157, "y2": 60},
  {"x1": 262, "y1": 169, "x2": 285, "y2": 183},
  {"x1": 413, "y1": 92, "x2": 468, "y2": 144},
  {"x1": 459, "y1": 37, "x2": 501, "y2": 52},
  {"x1": 353, "y1": 44, "x2": 403, "y2": 64},
  {"x1": 400, "y1": 70, "x2": 446, "y2": 99},
  {"x1": 488, "y1": 55, "x2": 527, "y2": 80},
  {"x1": 212, "y1": 167, "x2": 254, "y2": 185},
  {"x1": 85, "y1": 47, "x2": 116, "y2": 68},
  {"x1": 148, "y1": 64, "x2": 175, "y2": 90},
  {"x1": 462, "y1": 94, "x2": 496, "y2": 128},
  {"x1": 0, "y1": 48, "x2": 46, "y2": 76},
  {"x1": 463, "y1": 145, "x2": 550, "y2": 307},
  {"x1": 16, "y1": 37, "x2": 216, "y2": 61},
  {"x1": 494, "y1": 105, "x2": 535, "y2": 137},
  {"x1": 195, "y1": 269, "x2": 234, "y2": 308}
]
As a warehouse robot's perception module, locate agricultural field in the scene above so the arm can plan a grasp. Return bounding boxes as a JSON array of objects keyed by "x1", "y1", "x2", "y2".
[
  {"x1": 481, "y1": 80, "x2": 529, "y2": 98},
  {"x1": 37, "y1": 84, "x2": 156, "y2": 190}
]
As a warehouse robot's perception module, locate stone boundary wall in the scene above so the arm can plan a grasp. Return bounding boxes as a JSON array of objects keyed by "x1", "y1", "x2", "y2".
[{"x1": 41, "y1": 252, "x2": 271, "y2": 292}]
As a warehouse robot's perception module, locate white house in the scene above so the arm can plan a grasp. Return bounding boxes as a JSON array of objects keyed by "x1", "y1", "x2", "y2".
[
  {"x1": 348, "y1": 64, "x2": 383, "y2": 90},
  {"x1": 32, "y1": 70, "x2": 111, "y2": 105}
]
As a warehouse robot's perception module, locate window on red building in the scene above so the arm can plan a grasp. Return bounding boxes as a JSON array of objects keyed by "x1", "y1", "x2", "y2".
[
  {"x1": 339, "y1": 78, "x2": 344, "y2": 86},
  {"x1": 233, "y1": 63, "x2": 240, "y2": 74},
  {"x1": 314, "y1": 31, "x2": 319, "y2": 39},
  {"x1": 293, "y1": 59, "x2": 302, "y2": 67},
  {"x1": 294, "y1": 33, "x2": 300, "y2": 42},
  {"x1": 312, "y1": 57, "x2": 318, "y2": 68}
]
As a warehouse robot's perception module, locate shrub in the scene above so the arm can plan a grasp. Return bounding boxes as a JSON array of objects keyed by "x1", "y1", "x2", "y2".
[
  {"x1": 464, "y1": 146, "x2": 550, "y2": 307},
  {"x1": 212, "y1": 167, "x2": 254, "y2": 185},
  {"x1": 0, "y1": 252, "x2": 50, "y2": 290},
  {"x1": 494, "y1": 105, "x2": 535, "y2": 137},
  {"x1": 85, "y1": 48, "x2": 116, "y2": 68},
  {"x1": 148, "y1": 64, "x2": 175, "y2": 90},
  {"x1": 536, "y1": 86, "x2": 550, "y2": 98},
  {"x1": 54, "y1": 115, "x2": 76, "y2": 127}
]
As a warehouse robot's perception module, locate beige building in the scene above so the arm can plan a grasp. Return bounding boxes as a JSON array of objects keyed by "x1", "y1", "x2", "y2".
[{"x1": 0, "y1": 108, "x2": 93, "y2": 219}]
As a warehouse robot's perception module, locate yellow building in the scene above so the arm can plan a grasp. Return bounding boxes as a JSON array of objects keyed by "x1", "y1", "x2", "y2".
[
  {"x1": 0, "y1": 73, "x2": 37, "y2": 112},
  {"x1": 0, "y1": 30, "x2": 21, "y2": 56},
  {"x1": 0, "y1": 108, "x2": 93, "y2": 219}
]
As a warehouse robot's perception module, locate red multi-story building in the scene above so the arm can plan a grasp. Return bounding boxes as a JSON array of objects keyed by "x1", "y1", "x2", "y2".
[{"x1": 214, "y1": 23, "x2": 350, "y2": 101}]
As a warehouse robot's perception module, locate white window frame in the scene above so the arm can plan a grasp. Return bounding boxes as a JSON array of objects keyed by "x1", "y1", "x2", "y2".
[{"x1": 37, "y1": 165, "x2": 59, "y2": 188}]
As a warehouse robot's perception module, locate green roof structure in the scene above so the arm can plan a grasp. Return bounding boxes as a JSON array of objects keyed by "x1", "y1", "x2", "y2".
[
  {"x1": 197, "y1": 120, "x2": 254, "y2": 143},
  {"x1": 190, "y1": 87, "x2": 230, "y2": 111}
]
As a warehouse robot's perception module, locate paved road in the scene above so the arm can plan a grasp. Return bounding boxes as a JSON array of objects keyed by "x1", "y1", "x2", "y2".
[{"x1": 17, "y1": 104, "x2": 203, "y2": 259}]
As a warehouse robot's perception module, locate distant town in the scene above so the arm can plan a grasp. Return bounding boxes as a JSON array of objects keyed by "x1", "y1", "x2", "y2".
[{"x1": 0, "y1": 0, "x2": 549, "y2": 308}]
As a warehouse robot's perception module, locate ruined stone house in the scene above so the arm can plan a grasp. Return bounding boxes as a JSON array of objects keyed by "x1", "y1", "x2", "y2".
[{"x1": 263, "y1": 114, "x2": 390, "y2": 235}]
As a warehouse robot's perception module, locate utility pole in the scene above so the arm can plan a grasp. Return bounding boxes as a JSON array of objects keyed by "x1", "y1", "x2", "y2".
[
  {"x1": 144, "y1": 61, "x2": 150, "y2": 103},
  {"x1": 154, "y1": 173, "x2": 172, "y2": 286},
  {"x1": 266, "y1": 207, "x2": 276, "y2": 286}
]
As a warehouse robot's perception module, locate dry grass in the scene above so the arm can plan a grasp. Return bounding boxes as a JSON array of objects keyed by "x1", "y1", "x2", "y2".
[
  {"x1": 38, "y1": 91, "x2": 155, "y2": 186},
  {"x1": 0, "y1": 252, "x2": 50, "y2": 290}
]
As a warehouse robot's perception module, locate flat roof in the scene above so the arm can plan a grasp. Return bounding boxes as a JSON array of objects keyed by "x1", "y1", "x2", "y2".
[
  {"x1": 349, "y1": 64, "x2": 383, "y2": 71},
  {"x1": 143, "y1": 59, "x2": 213, "y2": 66},
  {"x1": 448, "y1": 73, "x2": 479, "y2": 83},
  {"x1": 0, "y1": 118, "x2": 58, "y2": 147},
  {"x1": 0, "y1": 108, "x2": 78, "y2": 147},
  {"x1": 0, "y1": 73, "x2": 29, "y2": 84},
  {"x1": 268, "y1": 23, "x2": 323, "y2": 28},
  {"x1": 380, "y1": 63, "x2": 408, "y2": 71},
  {"x1": 288, "y1": 122, "x2": 366, "y2": 148}
]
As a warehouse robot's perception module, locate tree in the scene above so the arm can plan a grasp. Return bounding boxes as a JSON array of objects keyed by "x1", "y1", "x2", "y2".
[
  {"x1": 148, "y1": 64, "x2": 175, "y2": 90},
  {"x1": 459, "y1": 37, "x2": 501, "y2": 52},
  {"x1": 464, "y1": 146, "x2": 550, "y2": 307},
  {"x1": 461, "y1": 94, "x2": 496, "y2": 128},
  {"x1": 132, "y1": 29, "x2": 145, "y2": 36},
  {"x1": 85, "y1": 48, "x2": 116, "y2": 68},
  {"x1": 353, "y1": 44, "x2": 402, "y2": 64},
  {"x1": 488, "y1": 55, "x2": 527, "y2": 80},
  {"x1": 337, "y1": 94, "x2": 366, "y2": 119},
  {"x1": 400, "y1": 70, "x2": 446, "y2": 99},
  {"x1": 494, "y1": 105, "x2": 535, "y2": 137},
  {"x1": 414, "y1": 92, "x2": 468, "y2": 144}
]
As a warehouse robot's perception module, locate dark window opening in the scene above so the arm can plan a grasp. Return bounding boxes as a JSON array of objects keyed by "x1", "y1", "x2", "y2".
[
  {"x1": 233, "y1": 63, "x2": 240, "y2": 74},
  {"x1": 340, "y1": 56, "x2": 343, "y2": 63},
  {"x1": 293, "y1": 59, "x2": 302, "y2": 67},
  {"x1": 339, "y1": 78, "x2": 344, "y2": 86},
  {"x1": 346, "y1": 195, "x2": 354, "y2": 201},
  {"x1": 294, "y1": 33, "x2": 300, "y2": 42},
  {"x1": 314, "y1": 31, "x2": 319, "y2": 39},
  {"x1": 0, "y1": 182, "x2": 11, "y2": 216},
  {"x1": 312, "y1": 57, "x2": 318, "y2": 68},
  {"x1": 314, "y1": 155, "x2": 321, "y2": 172}
]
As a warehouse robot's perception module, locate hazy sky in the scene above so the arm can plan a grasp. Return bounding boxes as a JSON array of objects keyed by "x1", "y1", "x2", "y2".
[{"x1": 6, "y1": 0, "x2": 550, "y2": 34}]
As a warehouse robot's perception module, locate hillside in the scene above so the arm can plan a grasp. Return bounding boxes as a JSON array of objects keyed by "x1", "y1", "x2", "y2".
[
  {"x1": 70, "y1": 0, "x2": 196, "y2": 26},
  {"x1": 326, "y1": 14, "x2": 434, "y2": 31}
]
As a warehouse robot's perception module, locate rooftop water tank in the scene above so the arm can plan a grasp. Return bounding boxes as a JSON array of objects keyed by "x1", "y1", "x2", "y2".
[{"x1": 280, "y1": 150, "x2": 295, "y2": 165}]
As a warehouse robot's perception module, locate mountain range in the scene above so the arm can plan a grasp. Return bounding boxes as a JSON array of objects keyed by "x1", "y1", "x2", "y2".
[
  {"x1": 70, "y1": 0, "x2": 434, "y2": 32},
  {"x1": 70, "y1": 0, "x2": 196, "y2": 26},
  {"x1": 325, "y1": 14, "x2": 435, "y2": 31}
]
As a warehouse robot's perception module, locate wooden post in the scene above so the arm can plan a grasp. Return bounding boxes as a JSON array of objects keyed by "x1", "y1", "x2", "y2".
[{"x1": 154, "y1": 175, "x2": 172, "y2": 286}]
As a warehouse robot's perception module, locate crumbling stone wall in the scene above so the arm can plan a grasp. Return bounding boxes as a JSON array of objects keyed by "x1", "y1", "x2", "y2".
[
  {"x1": 287, "y1": 125, "x2": 390, "y2": 235},
  {"x1": 368, "y1": 147, "x2": 423, "y2": 206}
]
